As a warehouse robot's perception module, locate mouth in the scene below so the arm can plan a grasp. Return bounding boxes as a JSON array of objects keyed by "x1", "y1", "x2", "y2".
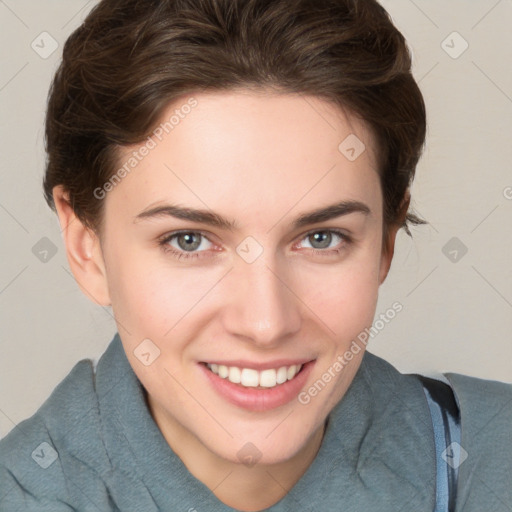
[
  {"x1": 204, "y1": 362, "x2": 305, "y2": 389},
  {"x1": 199, "y1": 359, "x2": 316, "y2": 411}
]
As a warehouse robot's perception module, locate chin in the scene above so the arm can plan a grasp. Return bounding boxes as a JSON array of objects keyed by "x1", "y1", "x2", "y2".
[{"x1": 217, "y1": 420, "x2": 322, "y2": 467}]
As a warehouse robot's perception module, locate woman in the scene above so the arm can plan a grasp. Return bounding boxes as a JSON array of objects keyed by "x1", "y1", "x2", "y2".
[{"x1": 1, "y1": 0, "x2": 510, "y2": 510}]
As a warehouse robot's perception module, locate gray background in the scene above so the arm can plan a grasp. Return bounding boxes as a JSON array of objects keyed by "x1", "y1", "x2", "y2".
[{"x1": 1, "y1": 0, "x2": 511, "y2": 439}]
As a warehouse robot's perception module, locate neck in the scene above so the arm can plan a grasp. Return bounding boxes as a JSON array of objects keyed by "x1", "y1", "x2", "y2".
[{"x1": 147, "y1": 394, "x2": 326, "y2": 511}]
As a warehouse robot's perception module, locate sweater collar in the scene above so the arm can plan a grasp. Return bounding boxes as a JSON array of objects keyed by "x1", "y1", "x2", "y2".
[{"x1": 96, "y1": 333, "x2": 436, "y2": 511}]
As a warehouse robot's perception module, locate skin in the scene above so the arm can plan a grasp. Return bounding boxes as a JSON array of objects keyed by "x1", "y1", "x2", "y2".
[{"x1": 54, "y1": 89, "x2": 407, "y2": 511}]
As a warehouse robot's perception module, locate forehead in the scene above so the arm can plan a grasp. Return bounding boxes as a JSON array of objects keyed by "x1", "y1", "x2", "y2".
[
  {"x1": 159, "y1": 88, "x2": 379, "y2": 169},
  {"x1": 107, "y1": 89, "x2": 382, "y2": 229}
]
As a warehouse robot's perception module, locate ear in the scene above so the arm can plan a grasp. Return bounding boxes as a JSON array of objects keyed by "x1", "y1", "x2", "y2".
[
  {"x1": 378, "y1": 189, "x2": 411, "y2": 284},
  {"x1": 53, "y1": 186, "x2": 111, "y2": 306}
]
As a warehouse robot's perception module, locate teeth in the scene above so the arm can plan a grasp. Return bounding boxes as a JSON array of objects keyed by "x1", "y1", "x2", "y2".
[
  {"x1": 287, "y1": 365, "x2": 298, "y2": 380},
  {"x1": 228, "y1": 366, "x2": 241, "y2": 384},
  {"x1": 276, "y1": 366, "x2": 288, "y2": 384},
  {"x1": 218, "y1": 365, "x2": 229, "y2": 379},
  {"x1": 207, "y1": 362, "x2": 303, "y2": 388},
  {"x1": 259, "y1": 369, "x2": 277, "y2": 388},
  {"x1": 240, "y1": 368, "x2": 259, "y2": 387}
]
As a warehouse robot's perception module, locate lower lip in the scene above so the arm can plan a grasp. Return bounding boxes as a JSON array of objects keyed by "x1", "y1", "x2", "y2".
[{"x1": 199, "y1": 361, "x2": 315, "y2": 412}]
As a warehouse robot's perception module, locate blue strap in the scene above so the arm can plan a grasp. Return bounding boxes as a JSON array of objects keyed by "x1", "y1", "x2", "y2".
[{"x1": 417, "y1": 375, "x2": 461, "y2": 512}]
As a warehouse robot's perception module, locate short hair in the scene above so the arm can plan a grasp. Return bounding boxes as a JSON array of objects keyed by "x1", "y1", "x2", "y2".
[{"x1": 43, "y1": 0, "x2": 426, "y2": 236}]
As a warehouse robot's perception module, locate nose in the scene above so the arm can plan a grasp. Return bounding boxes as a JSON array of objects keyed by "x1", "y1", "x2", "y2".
[{"x1": 221, "y1": 252, "x2": 302, "y2": 348}]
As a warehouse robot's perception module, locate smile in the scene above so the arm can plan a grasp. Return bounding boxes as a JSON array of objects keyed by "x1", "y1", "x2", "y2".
[
  {"x1": 200, "y1": 359, "x2": 316, "y2": 411},
  {"x1": 206, "y1": 363, "x2": 303, "y2": 389}
]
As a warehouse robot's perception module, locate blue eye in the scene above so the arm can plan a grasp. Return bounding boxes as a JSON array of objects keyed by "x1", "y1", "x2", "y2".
[
  {"x1": 158, "y1": 228, "x2": 351, "y2": 261},
  {"x1": 158, "y1": 231, "x2": 214, "y2": 260},
  {"x1": 301, "y1": 230, "x2": 344, "y2": 250},
  {"x1": 297, "y1": 229, "x2": 351, "y2": 257}
]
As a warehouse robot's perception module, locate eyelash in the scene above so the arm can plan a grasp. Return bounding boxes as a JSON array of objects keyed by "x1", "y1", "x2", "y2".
[{"x1": 157, "y1": 229, "x2": 352, "y2": 261}]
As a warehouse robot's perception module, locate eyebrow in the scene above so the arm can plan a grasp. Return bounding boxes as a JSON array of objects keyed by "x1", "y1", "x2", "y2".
[{"x1": 134, "y1": 200, "x2": 371, "y2": 231}]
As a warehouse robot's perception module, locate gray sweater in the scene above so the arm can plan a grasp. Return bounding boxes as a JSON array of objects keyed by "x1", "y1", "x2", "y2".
[{"x1": 1, "y1": 333, "x2": 511, "y2": 511}]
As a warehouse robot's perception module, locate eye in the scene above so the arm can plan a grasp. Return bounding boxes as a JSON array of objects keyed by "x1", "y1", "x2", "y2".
[
  {"x1": 296, "y1": 229, "x2": 350, "y2": 255},
  {"x1": 158, "y1": 231, "x2": 215, "y2": 260},
  {"x1": 158, "y1": 228, "x2": 351, "y2": 261}
]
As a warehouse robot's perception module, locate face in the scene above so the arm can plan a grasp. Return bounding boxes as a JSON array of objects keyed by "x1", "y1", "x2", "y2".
[{"x1": 94, "y1": 89, "x2": 395, "y2": 465}]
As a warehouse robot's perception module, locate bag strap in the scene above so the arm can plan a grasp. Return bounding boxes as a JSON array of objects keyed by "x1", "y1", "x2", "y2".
[{"x1": 414, "y1": 375, "x2": 461, "y2": 512}]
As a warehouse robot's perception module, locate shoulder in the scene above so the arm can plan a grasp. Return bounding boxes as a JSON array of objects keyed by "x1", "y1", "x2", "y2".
[
  {"x1": 446, "y1": 371, "x2": 512, "y2": 443},
  {"x1": 365, "y1": 356, "x2": 512, "y2": 507},
  {"x1": 444, "y1": 373, "x2": 512, "y2": 509},
  {"x1": 446, "y1": 371, "x2": 512, "y2": 426},
  {"x1": 0, "y1": 359, "x2": 113, "y2": 510}
]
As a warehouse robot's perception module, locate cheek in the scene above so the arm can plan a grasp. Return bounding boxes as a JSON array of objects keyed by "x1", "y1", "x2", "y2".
[
  {"x1": 105, "y1": 227, "x2": 382, "y2": 343},
  {"x1": 106, "y1": 248, "x2": 222, "y2": 339},
  {"x1": 299, "y1": 248, "x2": 381, "y2": 340}
]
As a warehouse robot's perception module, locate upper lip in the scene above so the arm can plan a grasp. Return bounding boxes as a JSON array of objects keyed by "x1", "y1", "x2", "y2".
[{"x1": 201, "y1": 358, "x2": 315, "y2": 371}]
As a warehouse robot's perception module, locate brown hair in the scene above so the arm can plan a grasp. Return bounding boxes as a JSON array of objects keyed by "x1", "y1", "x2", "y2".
[{"x1": 43, "y1": 0, "x2": 426, "y2": 237}]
